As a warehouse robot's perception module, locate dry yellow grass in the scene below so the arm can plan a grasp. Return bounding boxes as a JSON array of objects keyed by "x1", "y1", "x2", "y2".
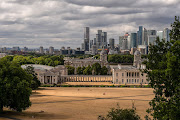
[{"x1": 1, "y1": 87, "x2": 154, "y2": 120}]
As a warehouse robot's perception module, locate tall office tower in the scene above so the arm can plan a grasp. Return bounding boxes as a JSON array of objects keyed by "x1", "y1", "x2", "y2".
[
  {"x1": 40, "y1": 46, "x2": 44, "y2": 54},
  {"x1": 84, "y1": 27, "x2": 90, "y2": 51},
  {"x1": 3, "y1": 47, "x2": 7, "y2": 52},
  {"x1": 148, "y1": 30, "x2": 156, "y2": 36},
  {"x1": 81, "y1": 43, "x2": 85, "y2": 50},
  {"x1": 142, "y1": 28, "x2": 148, "y2": 45},
  {"x1": 130, "y1": 33, "x2": 137, "y2": 48},
  {"x1": 137, "y1": 26, "x2": 143, "y2": 45},
  {"x1": 119, "y1": 36, "x2": 124, "y2": 49},
  {"x1": 94, "y1": 38, "x2": 96, "y2": 45},
  {"x1": 163, "y1": 28, "x2": 170, "y2": 42},
  {"x1": 109, "y1": 38, "x2": 115, "y2": 49},
  {"x1": 0, "y1": 48, "x2": 3, "y2": 53},
  {"x1": 148, "y1": 35, "x2": 157, "y2": 45},
  {"x1": 127, "y1": 35, "x2": 131, "y2": 49},
  {"x1": 24, "y1": 47, "x2": 28, "y2": 52},
  {"x1": 122, "y1": 33, "x2": 129, "y2": 50},
  {"x1": 156, "y1": 31, "x2": 163, "y2": 41},
  {"x1": 49, "y1": 46, "x2": 54, "y2": 54},
  {"x1": 12, "y1": 46, "x2": 20, "y2": 51},
  {"x1": 96, "y1": 30, "x2": 102, "y2": 49},
  {"x1": 89, "y1": 40, "x2": 93, "y2": 50},
  {"x1": 101, "y1": 32, "x2": 107, "y2": 48}
]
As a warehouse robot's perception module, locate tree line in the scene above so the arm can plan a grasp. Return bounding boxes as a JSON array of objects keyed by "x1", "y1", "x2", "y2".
[
  {"x1": 108, "y1": 54, "x2": 134, "y2": 63},
  {"x1": 2, "y1": 55, "x2": 64, "y2": 67}
]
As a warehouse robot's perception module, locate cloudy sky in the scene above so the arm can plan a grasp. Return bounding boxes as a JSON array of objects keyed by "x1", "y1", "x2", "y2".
[{"x1": 0, "y1": 0, "x2": 179, "y2": 49}]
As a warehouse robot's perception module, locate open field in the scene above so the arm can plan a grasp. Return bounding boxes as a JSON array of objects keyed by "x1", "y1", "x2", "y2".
[{"x1": 0, "y1": 87, "x2": 154, "y2": 120}]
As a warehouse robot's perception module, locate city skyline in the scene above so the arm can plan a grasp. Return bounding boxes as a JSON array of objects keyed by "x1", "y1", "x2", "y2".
[{"x1": 0, "y1": 0, "x2": 179, "y2": 48}]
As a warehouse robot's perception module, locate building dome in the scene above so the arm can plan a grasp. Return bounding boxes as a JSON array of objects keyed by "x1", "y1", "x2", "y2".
[{"x1": 134, "y1": 50, "x2": 141, "y2": 55}]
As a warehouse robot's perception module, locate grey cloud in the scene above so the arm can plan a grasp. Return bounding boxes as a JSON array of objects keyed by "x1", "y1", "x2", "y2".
[{"x1": 0, "y1": 0, "x2": 179, "y2": 48}]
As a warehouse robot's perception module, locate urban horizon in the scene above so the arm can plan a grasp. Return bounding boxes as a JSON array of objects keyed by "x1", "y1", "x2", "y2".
[{"x1": 0, "y1": 0, "x2": 178, "y2": 48}]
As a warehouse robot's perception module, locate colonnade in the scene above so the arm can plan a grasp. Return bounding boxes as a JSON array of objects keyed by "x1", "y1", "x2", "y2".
[{"x1": 59, "y1": 75, "x2": 112, "y2": 83}]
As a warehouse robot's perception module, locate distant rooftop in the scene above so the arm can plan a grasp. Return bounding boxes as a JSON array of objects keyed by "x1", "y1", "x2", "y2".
[{"x1": 21, "y1": 64, "x2": 54, "y2": 70}]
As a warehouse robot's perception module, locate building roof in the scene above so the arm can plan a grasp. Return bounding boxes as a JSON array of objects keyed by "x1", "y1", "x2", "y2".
[
  {"x1": 113, "y1": 64, "x2": 138, "y2": 70},
  {"x1": 21, "y1": 64, "x2": 54, "y2": 70}
]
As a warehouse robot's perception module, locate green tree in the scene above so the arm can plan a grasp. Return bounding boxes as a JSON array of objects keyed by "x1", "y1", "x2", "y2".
[
  {"x1": 144, "y1": 16, "x2": 180, "y2": 120},
  {"x1": 66, "y1": 65, "x2": 75, "y2": 75},
  {"x1": 108, "y1": 55, "x2": 134, "y2": 63},
  {"x1": 98, "y1": 105, "x2": 140, "y2": 120},
  {"x1": 100, "y1": 66, "x2": 108, "y2": 75},
  {"x1": 77, "y1": 67, "x2": 83, "y2": 75},
  {"x1": 24, "y1": 66, "x2": 41, "y2": 90},
  {"x1": 0, "y1": 59, "x2": 32, "y2": 113},
  {"x1": 92, "y1": 63, "x2": 101, "y2": 75},
  {"x1": 83, "y1": 65, "x2": 92, "y2": 75}
]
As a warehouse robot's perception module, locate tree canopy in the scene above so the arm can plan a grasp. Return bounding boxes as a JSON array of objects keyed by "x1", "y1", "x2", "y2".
[
  {"x1": 0, "y1": 59, "x2": 32, "y2": 113},
  {"x1": 108, "y1": 54, "x2": 134, "y2": 64},
  {"x1": 3, "y1": 55, "x2": 64, "y2": 67},
  {"x1": 98, "y1": 105, "x2": 140, "y2": 120},
  {"x1": 144, "y1": 16, "x2": 180, "y2": 120},
  {"x1": 24, "y1": 66, "x2": 41, "y2": 90}
]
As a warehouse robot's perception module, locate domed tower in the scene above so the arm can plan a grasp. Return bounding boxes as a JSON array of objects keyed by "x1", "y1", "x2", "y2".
[
  {"x1": 100, "y1": 49, "x2": 107, "y2": 65},
  {"x1": 133, "y1": 50, "x2": 141, "y2": 68}
]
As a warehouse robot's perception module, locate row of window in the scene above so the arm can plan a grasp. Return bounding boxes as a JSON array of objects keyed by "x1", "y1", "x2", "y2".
[
  {"x1": 116, "y1": 72, "x2": 143, "y2": 77},
  {"x1": 116, "y1": 79, "x2": 144, "y2": 83}
]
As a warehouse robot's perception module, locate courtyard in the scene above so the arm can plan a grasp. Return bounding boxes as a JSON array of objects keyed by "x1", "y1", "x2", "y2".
[{"x1": 1, "y1": 87, "x2": 154, "y2": 120}]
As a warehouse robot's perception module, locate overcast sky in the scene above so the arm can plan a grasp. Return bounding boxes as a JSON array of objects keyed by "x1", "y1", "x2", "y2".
[{"x1": 0, "y1": 0, "x2": 179, "y2": 49}]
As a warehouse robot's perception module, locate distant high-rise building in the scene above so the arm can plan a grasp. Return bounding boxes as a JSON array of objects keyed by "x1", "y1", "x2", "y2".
[
  {"x1": 96, "y1": 30, "x2": 102, "y2": 49},
  {"x1": 89, "y1": 40, "x2": 93, "y2": 50},
  {"x1": 156, "y1": 31, "x2": 163, "y2": 41},
  {"x1": 137, "y1": 26, "x2": 143, "y2": 45},
  {"x1": 101, "y1": 32, "x2": 107, "y2": 48},
  {"x1": 0, "y1": 48, "x2": 3, "y2": 53},
  {"x1": 163, "y1": 28, "x2": 170, "y2": 42},
  {"x1": 3, "y1": 47, "x2": 7, "y2": 52},
  {"x1": 142, "y1": 28, "x2": 148, "y2": 45},
  {"x1": 81, "y1": 43, "x2": 85, "y2": 50},
  {"x1": 84, "y1": 27, "x2": 90, "y2": 51},
  {"x1": 94, "y1": 38, "x2": 96, "y2": 45},
  {"x1": 148, "y1": 35, "x2": 157, "y2": 45},
  {"x1": 119, "y1": 36, "x2": 124, "y2": 49},
  {"x1": 122, "y1": 33, "x2": 129, "y2": 50},
  {"x1": 148, "y1": 30, "x2": 156, "y2": 36},
  {"x1": 95, "y1": 30, "x2": 107, "y2": 49},
  {"x1": 109, "y1": 38, "x2": 115, "y2": 49},
  {"x1": 130, "y1": 33, "x2": 137, "y2": 48},
  {"x1": 127, "y1": 35, "x2": 131, "y2": 49},
  {"x1": 40, "y1": 46, "x2": 44, "y2": 54},
  {"x1": 12, "y1": 46, "x2": 20, "y2": 51},
  {"x1": 23, "y1": 47, "x2": 28, "y2": 52},
  {"x1": 49, "y1": 46, "x2": 54, "y2": 54}
]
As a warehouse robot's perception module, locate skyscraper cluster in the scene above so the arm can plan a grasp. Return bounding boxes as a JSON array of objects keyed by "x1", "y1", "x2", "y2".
[
  {"x1": 81, "y1": 26, "x2": 170, "y2": 55},
  {"x1": 82, "y1": 27, "x2": 108, "y2": 52},
  {"x1": 119, "y1": 27, "x2": 170, "y2": 54}
]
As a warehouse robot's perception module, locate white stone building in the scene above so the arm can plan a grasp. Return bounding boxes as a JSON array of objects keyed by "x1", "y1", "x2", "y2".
[
  {"x1": 22, "y1": 64, "x2": 67, "y2": 84},
  {"x1": 64, "y1": 49, "x2": 109, "y2": 74},
  {"x1": 112, "y1": 50, "x2": 148, "y2": 84}
]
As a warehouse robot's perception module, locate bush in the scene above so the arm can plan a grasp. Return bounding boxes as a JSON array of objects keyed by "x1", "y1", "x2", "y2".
[{"x1": 98, "y1": 104, "x2": 141, "y2": 120}]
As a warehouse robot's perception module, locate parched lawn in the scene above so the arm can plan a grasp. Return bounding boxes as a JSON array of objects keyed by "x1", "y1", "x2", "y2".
[{"x1": 0, "y1": 87, "x2": 154, "y2": 120}]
